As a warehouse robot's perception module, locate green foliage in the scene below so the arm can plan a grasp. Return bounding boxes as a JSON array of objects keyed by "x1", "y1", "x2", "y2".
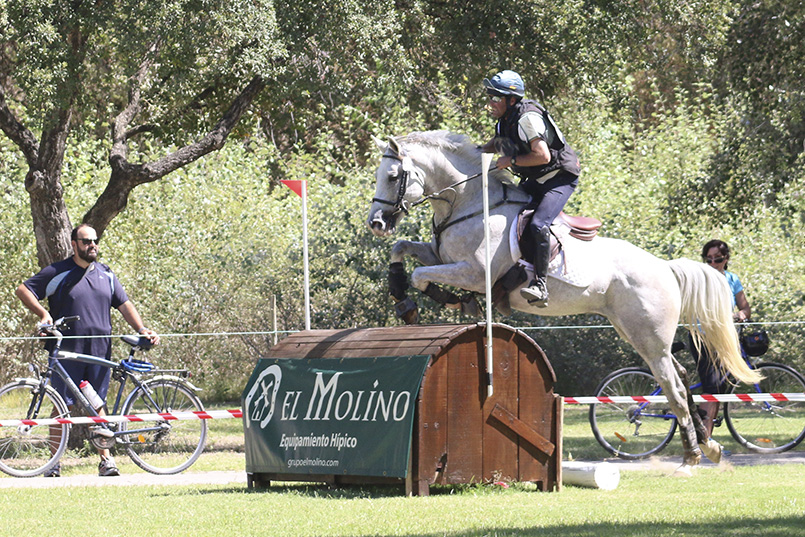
[{"x1": 2, "y1": 0, "x2": 804, "y2": 399}]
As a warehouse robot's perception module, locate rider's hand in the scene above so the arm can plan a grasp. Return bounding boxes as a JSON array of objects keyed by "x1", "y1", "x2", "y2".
[{"x1": 495, "y1": 156, "x2": 513, "y2": 170}]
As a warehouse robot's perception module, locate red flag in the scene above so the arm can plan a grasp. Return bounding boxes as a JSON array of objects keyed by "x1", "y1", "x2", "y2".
[{"x1": 281, "y1": 180, "x2": 306, "y2": 198}]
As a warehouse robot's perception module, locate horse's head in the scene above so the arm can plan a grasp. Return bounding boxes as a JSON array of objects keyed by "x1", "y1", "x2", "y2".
[{"x1": 367, "y1": 136, "x2": 425, "y2": 237}]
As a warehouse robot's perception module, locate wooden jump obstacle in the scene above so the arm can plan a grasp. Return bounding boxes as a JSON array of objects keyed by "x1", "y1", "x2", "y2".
[{"x1": 244, "y1": 322, "x2": 562, "y2": 495}]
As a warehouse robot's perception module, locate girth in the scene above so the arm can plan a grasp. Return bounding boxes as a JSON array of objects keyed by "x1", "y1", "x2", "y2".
[{"x1": 433, "y1": 182, "x2": 526, "y2": 250}]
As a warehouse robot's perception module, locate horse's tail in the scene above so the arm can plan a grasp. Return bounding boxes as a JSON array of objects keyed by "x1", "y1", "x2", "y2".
[{"x1": 667, "y1": 258, "x2": 762, "y2": 385}]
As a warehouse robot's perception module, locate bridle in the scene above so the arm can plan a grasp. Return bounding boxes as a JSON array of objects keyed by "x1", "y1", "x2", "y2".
[
  {"x1": 372, "y1": 150, "x2": 491, "y2": 215},
  {"x1": 372, "y1": 150, "x2": 526, "y2": 245},
  {"x1": 371, "y1": 152, "x2": 413, "y2": 217}
]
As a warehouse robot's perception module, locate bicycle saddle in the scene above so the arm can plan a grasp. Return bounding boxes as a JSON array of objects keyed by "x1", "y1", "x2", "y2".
[{"x1": 120, "y1": 334, "x2": 155, "y2": 351}]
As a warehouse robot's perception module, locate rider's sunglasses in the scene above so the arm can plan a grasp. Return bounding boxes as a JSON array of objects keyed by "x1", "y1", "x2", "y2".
[
  {"x1": 78, "y1": 238, "x2": 100, "y2": 245},
  {"x1": 703, "y1": 256, "x2": 726, "y2": 264},
  {"x1": 487, "y1": 94, "x2": 504, "y2": 103}
]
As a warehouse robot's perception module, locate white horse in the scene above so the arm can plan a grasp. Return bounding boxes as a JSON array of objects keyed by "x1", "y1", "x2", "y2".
[{"x1": 367, "y1": 130, "x2": 761, "y2": 474}]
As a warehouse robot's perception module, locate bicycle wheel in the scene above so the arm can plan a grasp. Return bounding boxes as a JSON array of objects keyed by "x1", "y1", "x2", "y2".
[
  {"x1": 589, "y1": 368, "x2": 678, "y2": 459},
  {"x1": 724, "y1": 362, "x2": 805, "y2": 453},
  {"x1": 0, "y1": 380, "x2": 70, "y2": 477},
  {"x1": 120, "y1": 378, "x2": 207, "y2": 474}
]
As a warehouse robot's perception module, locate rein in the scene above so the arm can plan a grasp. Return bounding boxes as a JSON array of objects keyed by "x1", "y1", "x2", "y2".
[{"x1": 373, "y1": 151, "x2": 526, "y2": 247}]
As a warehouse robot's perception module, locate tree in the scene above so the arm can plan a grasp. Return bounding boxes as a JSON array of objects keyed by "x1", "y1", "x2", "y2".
[{"x1": 0, "y1": 0, "x2": 285, "y2": 266}]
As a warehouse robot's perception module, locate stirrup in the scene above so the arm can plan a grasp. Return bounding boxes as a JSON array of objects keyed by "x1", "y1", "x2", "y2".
[{"x1": 520, "y1": 280, "x2": 548, "y2": 306}]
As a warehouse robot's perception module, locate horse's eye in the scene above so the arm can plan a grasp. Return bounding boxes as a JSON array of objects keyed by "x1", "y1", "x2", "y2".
[{"x1": 386, "y1": 166, "x2": 400, "y2": 181}]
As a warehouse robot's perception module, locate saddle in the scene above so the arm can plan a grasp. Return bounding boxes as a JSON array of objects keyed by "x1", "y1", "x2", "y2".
[{"x1": 492, "y1": 210, "x2": 602, "y2": 314}]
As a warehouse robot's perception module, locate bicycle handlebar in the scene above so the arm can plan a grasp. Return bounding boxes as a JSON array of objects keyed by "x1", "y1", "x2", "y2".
[{"x1": 36, "y1": 315, "x2": 80, "y2": 338}]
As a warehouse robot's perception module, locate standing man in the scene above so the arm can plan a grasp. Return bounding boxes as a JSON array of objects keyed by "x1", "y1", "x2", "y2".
[
  {"x1": 15, "y1": 223, "x2": 159, "y2": 477},
  {"x1": 479, "y1": 70, "x2": 581, "y2": 307}
]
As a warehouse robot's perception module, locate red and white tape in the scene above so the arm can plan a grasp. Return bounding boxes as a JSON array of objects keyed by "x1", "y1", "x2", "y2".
[
  {"x1": 564, "y1": 393, "x2": 805, "y2": 404},
  {"x1": 0, "y1": 409, "x2": 243, "y2": 428}
]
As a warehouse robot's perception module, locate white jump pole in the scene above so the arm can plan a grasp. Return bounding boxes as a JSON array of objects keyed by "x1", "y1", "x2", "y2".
[
  {"x1": 301, "y1": 179, "x2": 311, "y2": 331},
  {"x1": 562, "y1": 461, "x2": 621, "y2": 490},
  {"x1": 481, "y1": 153, "x2": 494, "y2": 397}
]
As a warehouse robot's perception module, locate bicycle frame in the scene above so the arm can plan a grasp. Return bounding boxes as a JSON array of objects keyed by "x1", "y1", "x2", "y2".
[
  {"x1": 1, "y1": 317, "x2": 207, "y2": 477},
  {"x1": 38, "y1": 348, "x2": 186, "y2": 444},
  {"x1": 629, "y1": 348, "x2": 769, "y2": 423},
  {"x1": 626, "y1": 380, "x2": 706, "y2": 423}
]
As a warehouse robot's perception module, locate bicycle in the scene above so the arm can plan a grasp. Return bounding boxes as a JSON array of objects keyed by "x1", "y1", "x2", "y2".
[
  {"x1": 589, "y1": 339, "x2": 805, "y2": 460},
  {"x1": 0, "y1": 316, "x2": 207, "y2": 477}
]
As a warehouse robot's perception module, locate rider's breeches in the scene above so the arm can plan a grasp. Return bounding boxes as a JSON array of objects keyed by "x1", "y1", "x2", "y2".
[{"x1": 523, "y1": 172, "x2": 578, "y2": 278}]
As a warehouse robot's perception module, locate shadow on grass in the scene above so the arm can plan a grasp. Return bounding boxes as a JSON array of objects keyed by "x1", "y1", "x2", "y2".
[{"x1": 363, "y1": 517, "x2": 803, "y2": 537}]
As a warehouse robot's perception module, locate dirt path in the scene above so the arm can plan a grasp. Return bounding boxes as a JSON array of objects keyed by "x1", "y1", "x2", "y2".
[
  {"x1": 0, "y1": 470, "x2": 247, "y2": 489},
  {"x1": 2, "y1": 451, "x2": 803, "y2": 489}
]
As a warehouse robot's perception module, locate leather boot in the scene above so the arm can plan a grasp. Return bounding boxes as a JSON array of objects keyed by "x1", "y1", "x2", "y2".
[{"x1": 520, "y1": 225, "x2": 551, "y2": 307}]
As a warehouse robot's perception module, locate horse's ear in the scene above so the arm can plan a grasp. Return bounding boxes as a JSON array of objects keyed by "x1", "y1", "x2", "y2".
[
  {"x1": 371, "y1": 135, "x2": 387, "y2": 152},
  {"x1": 387, "y1": 136, "x2": 402, "y2": 156}
]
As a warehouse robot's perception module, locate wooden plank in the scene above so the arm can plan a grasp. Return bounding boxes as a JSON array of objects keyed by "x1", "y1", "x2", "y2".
[
  {"x1": 270, "y1": 339, "x2": 452, "y2": 354},
  {"x1": 482, "y1": 328, "x2": 519, "y2": 481},
  {"x1": 554, "y1": 395, "x2": 563, "y2": 492},
  {"x1": 444, "y1": 334, "x2": 484, "y2": 483},
  {"x1": 488, "y1": 402, "x2": 555, "y2": 457},
  {"x1": 516, "y1": 339, "x2": 553, "y2": 485},
  {"x1": 414, "y1": 355, "x2": 448, "y2": 491}
]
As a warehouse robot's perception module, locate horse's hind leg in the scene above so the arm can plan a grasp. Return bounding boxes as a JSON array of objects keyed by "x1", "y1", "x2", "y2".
[
  {"x1": 646, "y1": 356, "x2": 702, "y2": 470},
  {"x1": 609, "y1": 319, "x2": 702, "y2": 470},
  {"x1": 673, "y1": 358, "x2": 723, "y2": 463}
]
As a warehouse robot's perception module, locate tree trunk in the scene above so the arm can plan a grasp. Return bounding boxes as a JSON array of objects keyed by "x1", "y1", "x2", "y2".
[{"x1": 26, "y1": 168, "x2": 73, "y2": 267}]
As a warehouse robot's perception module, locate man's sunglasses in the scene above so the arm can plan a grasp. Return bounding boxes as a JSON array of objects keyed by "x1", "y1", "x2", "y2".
[
  {"x1": 487, "y1": 94, "x2": 504, "y2": 103},
  {"x1": 703, "y1": 256, "x2": 725, "y2": 264},
  {"x1": 78, "y1": 238, "x2": 100, "y2": 245}
]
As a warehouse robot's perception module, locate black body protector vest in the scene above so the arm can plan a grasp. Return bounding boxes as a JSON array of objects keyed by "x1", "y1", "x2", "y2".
[{"x1": 496, "y1": 100, "x2": 580, "y2": 188}]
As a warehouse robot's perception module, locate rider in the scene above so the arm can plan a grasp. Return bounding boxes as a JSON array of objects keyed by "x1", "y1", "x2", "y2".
[{"x1": 479, "y1": 70, "x2": 580, "y2": 307}]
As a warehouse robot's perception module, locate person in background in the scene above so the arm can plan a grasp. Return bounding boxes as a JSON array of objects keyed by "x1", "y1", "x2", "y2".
[
  {"x1": 15, "y1": 224, "x2": 159, "y2": 477},
  {"x1": 478, "y1": 69, "x2": 580, "y2": 307},
  {"x1": 692, "y1": 239, "x2": 751, "y2": 439}
]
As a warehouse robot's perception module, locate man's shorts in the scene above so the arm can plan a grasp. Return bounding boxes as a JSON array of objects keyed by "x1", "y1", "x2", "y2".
[{"x1": 49, "y1": 358, "x2": 112, "y2": 407}]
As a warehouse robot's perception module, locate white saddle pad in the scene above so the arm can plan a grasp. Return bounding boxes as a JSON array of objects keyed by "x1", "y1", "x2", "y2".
[{"x1": 509, "y1": 221, "x2": 597, "y2": 288}]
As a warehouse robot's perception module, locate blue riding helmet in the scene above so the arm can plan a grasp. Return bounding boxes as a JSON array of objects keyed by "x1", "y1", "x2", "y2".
[{"x1": 483, "y1": 70, "x2": 525, "y2": 98}]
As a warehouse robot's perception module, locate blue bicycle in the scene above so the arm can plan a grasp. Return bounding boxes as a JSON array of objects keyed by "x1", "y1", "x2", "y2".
[
  {"x1": 0, "y1": 316, "x2": 207, "y2": 477},
  {"x1": 589, "y1": 341, "x2": 805, "y2": 459}
]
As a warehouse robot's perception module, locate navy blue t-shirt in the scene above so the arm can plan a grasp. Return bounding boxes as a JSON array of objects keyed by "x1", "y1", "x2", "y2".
[{"x1": 23, "y1": 258, "x2": 129, "y2": 359}]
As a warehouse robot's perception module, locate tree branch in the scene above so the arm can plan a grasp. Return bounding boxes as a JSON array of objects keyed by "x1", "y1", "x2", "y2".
[
  {"x1": 0, "y1": 86, "x2": 39, "y2": 167},
  {"x1": 86, "y1": 75, "x2": 266, "y2": 234}
]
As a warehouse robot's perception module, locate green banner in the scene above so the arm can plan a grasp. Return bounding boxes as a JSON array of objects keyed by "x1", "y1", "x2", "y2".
[{"x1": 242, "y1": 355, "x2": 430, "y2": 478}]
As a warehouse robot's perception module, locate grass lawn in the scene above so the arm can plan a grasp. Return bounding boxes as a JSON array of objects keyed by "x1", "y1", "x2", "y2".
[{"x1": 2, "y1": 403, "x2": 804, "y2": 536}]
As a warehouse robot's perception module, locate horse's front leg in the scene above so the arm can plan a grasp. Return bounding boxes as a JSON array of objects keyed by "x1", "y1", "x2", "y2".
[
  {"x1": 388, "y1": 241, "x2": 480, "y2": 323},
  {"x1": 389, "y1": 240, "x2": 465, "y2": 324},
  {"x1": 410, "y1": 262, "x2": 483, "y2": 316}
]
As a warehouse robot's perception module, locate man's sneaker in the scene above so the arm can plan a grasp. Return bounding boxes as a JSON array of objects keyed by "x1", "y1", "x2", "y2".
[
  {"x1": 43, "y1": 464, "x2": 61, "y2": 477},
  {"x1": 98, "y1": 457, "x2": 120, "y2": 477},
  {"x1": 520, "y1": 279, "x2": 549, "y2": 307}
]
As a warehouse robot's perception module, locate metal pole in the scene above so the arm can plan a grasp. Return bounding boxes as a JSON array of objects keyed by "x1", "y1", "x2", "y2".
[
  {"x1": 481, "y1": 153, "x2": 494, "y2": 397},
  {"x1": 272, "y1": 294, "x2": 278, "y2": 346},
  {"x1": 301, "y1": 179, "x2": 311, "y2": 330}
]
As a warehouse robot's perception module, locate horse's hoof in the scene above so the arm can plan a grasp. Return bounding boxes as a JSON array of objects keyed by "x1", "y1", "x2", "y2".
[
  {"x1": 394, "y1": 298, "x2": 419, "y2": 325},
  {"x1": 460, "y1": 295, "x2": 480, "y2": 316},
  {"x1": 699, "y1": 439, "x2": 723, "y2": 464},
  {"x1": 671, "y1": 464, "x2": 694, "y2": 477}
]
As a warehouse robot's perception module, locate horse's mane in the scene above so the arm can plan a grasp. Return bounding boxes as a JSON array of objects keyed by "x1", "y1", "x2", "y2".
[{"x1": 399, "y1": 130, "x2": 481, "y2": 166}]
